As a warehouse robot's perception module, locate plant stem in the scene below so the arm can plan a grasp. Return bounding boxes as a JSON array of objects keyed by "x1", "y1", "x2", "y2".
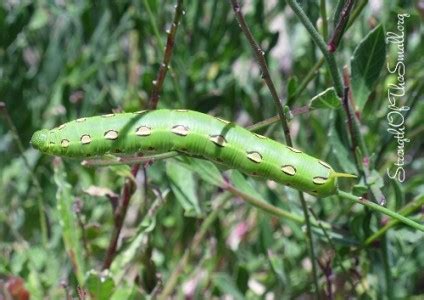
[
  {"x1": 143, "y1": 0, "x2": 183, "y2": 103},
  {"x1": 102, "y1": 164, "x2": 140, "y2": 269},
  {"x1": 228, "y1": 0, "x2": 292, "y2": 146},
  {"x1": 337, "y1": 190, "x2": 424, "y2": 232},
  {"x1": 229, "y1": 1, "x2": 322, "y2": 294},
  {"x1": 81, "y1": 152, "x2": 179, "y2": 167},
  {"x1": 320, "y1": 0, "x2": 328, "y2": 39},
  {"x1": 364, "y1": 195, "x2": 424, "y2": 245},
  {"x1": 149, "y1": 0, "x2": 184, "y2": 109},
  {"x1": 328, "y1": 0, "x2": 355, "y2": 52},
  {"x1": 103, "y1": 2, "x2": 185, "y2": 269},
  {"x1": 286, "y1": 0, "x2": 344, "y2": 97}
]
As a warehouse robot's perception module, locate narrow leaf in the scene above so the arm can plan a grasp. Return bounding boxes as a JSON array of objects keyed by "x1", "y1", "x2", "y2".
[
  {"x1": 351, "y1": 24, "x2": 386, "y2": 111},
  {"x1": 166, "y1": 160, "x2": 202, "y2": 216},
  {"x1": 53, "y1": 159, "x2": 85, "y2": 285}
]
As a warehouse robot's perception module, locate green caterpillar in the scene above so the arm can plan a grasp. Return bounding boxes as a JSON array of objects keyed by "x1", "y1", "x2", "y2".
[{"x1": 31, "y1": 109, "x2": 354, "y2": 197}]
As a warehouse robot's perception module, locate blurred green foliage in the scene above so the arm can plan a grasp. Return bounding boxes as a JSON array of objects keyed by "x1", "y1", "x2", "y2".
[{"x1": 0, "y1": 0, "x2": 423, "y2": 299}]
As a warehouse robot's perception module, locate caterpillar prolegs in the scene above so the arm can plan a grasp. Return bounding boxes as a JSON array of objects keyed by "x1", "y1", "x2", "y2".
[{"x1": 31, "y1": 109, "x2": 355, "y2": 197}]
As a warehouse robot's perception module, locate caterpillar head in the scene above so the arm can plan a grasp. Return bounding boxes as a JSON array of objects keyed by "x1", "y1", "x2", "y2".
[{"x1": 30, "y1": 129, "x2": 50, "y2": 153}]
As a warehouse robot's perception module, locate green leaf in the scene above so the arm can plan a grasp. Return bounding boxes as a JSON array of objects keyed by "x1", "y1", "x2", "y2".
[
  {"x1": 85, "y1": 270, "x2": 116, "y2": 300},
  {"x1": 229, "y1": 170, "x2": 264, "y2": 201},
  {"x1": 53, "y1": 159, "x2": 85, "y2": 285},
  {"x1": 287, "y1": 76, "x2": 298, "y2": 105},
  {"x1": 327, "y1": 119, "x2": 357, "y2": 174},
  {"x1": 166, "y1": 160, "x2": 202, "y2": 216},
  {"x1": 175, "y1": 156, "x2": 224, "y2": 186},
  {"x1": 367, "y1": 169, "x2": 386, "y2": 205},
  {"x1": 351, "y1": 24, "x2": 386, "y2": 111},
  {"x1": 309, "y1": 87, "x2": 341, "y2": 110},
  {"x1": 110, "y1": 194, "x2": 167, "y2": 281},
  {"x1": 108, "y1": 164, "x2": 134, "y2": 180}
]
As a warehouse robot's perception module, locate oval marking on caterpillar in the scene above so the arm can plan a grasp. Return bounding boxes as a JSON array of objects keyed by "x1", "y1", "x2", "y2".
[
  {"x1": 246, "y1": 151, "x2": 262, "y2": 163},
  {"x1": 255, "y1": 133, "x2": 267, "y2": 139},
  {"x1": 171, "y1": 125, "x2": 189, "y2": 136},
  {"x1": 313, "y1": 176, "x2": 328, "y2": 185},
  {"x1": 61, "y1": 139, "x2": 70, "y2": 148},
  {"x1": 76, "y1": 118, "x2": 86, "y2": 123},
  {"x1": 287, "y1": 146, "x2": 302, "y2": 153},
  {"x1": 281, "y1": 165, "x2": 296, "y2": 176},
  {"x1": 134, "y1": 110, "x2": 147, "y2": 114},
  {"x1": 104, "y1": 130, "x2": 119, "y2": 140},
  {"x1": 58, "y1": 124, "x2": 66, "y2": 130},
  {"x1": 319, "y1": 160, "x2": 331, "y2": 169},
  {"x1": 209, "y1": 135, "x2": 227, "y2": 147},
  {"x1": 80, "y1": 134, "x2": 92, "y2": 145},
  {"x1": 102, "y1": 113, "x2": 115, "y2": 118},
  {"x1": 176, "y1": 109, "x2": 188, "y2": 112},
  {"x1": 216, "y1": 117, "x2": 230, "y2": 124},
  {"x1": 136, "y1": 126, "x2": 152, "y2": 136}
]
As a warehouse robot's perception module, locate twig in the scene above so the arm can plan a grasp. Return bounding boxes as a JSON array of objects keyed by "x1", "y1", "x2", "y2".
[
  {"x1": 229, "y1": 1, "x2": 321, "y2": 294},
  {"x1": 337, "y1": 191, "x2": 424, "y2": 232},
  {"x1": 81, "y1": 152, "x2": 179, "y2": 167},
  {"x1": 228, "y1": 0, "x2": 292, "y2": 146},
  {"x1": 364, "y1": 195, "x2": 424, "y2": 245},
  {"x1": 320, "y1": 0, "x2": 328, "y2": 40},
  {"x1": 102, "y1": 1, "x2": 184, "y2": 269},
  {"x1": 342, "y1": 67, "x2": 369, "y2": 158},
  {"x1": 286, "y1": 0, "x2": 344, "y2": 97},
  {"x1": 247, "y1": 106, "x2": 311, "y2": 132},
  {"x1": 149, "y1": 0, "x2": 184, "y2": 109},
  {"x1": 328, "y1": 0, "x2": 356, "y2": 52},
  {"x1": 0, "y1": 102, "x2": 48, "y2": 246},
  {"x1": 143, "y1": 0, "x2": 184, "y2": 103},
  {"x1": 102, "y1": 165, "x2": 140, "y2": 269}
]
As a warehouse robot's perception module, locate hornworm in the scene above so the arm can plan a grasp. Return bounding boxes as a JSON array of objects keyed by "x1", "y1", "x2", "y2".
[{"x1": 31, "y1": 109, "x2": 355, "y2": 197}]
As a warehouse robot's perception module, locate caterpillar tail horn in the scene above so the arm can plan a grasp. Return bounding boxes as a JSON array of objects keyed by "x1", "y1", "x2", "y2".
[{"x1": 333, "y1": 172, "x2": 357, "y2": 179}]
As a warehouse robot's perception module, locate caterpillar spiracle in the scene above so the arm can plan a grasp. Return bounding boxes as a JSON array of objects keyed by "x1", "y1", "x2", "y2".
[{"x1": 31, "y1": 109, "x2": 355, "y2": 197}]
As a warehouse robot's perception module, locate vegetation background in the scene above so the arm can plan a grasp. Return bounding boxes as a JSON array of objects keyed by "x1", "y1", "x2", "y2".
[{"x1": 0, "y1": 0, "x2": 423, "y2": 299}]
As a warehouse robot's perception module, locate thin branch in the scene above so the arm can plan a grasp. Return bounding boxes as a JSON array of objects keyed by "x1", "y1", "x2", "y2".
[
  {"x1": 286, "y1": 0, "x2": 344, "y2": 97},
  {"x1": 102, "y1": 1, "x2": 184, "y2": 269},
  {"x1": 102, "y1": 164, "x2": 140, "y2": 269},
  {"x1": 337, "y1": 191, "x2": 424, "y2": 232},
  {"x1": 328, "y1": 0, "x2": 355, "y2": 52},
  {"x1": 320, "y1": 0, "x2": 328, "y2": 40},
  {"x1": 342, "y1": 67, "x2": 369, "y2": 158},
  {"x1": 364, "y1": 195, "x2": 424, "y2": 245},
  {"x1": 228, "y1": 0, "x2": 292, "y2": 146},
  {"x1": 81, "y1": 152, "x2": 179, "y2": 167},
  {"x1": 228, "y1": 1, "x2": 322, "y2": 294},
  {"x1": 149, "y1": 0, "x2": 185, "y2": 109}
]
